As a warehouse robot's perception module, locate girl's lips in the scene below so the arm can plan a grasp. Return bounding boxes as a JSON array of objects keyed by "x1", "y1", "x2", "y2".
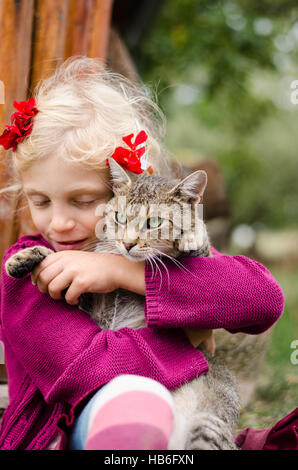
[
  {"x1": 56, "y1": 239, "x2": 86, "y2": 244},
  {"x1": 53, "y1": 238, "x2": 88, "y2": 249}
]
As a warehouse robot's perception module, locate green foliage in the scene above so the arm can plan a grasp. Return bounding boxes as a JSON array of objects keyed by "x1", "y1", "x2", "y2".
[
  {"x1": 134, "y1": 0, "x2": 298, "y2": 228},
  {"x1": 238, "y1": 263, "x2": 298, "y2": 430}
]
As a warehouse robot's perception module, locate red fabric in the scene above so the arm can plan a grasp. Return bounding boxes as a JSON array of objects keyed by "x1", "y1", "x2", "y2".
[{"x1": 235, "y1": 408, "x2": 298, "y2": 450}]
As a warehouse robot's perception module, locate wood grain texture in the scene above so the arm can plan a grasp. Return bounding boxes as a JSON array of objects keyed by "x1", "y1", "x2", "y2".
[
  {"x1": 65, "y1": 0, "x2": 93, "y2": 57},
  {"x1": 88, "y1": 0, "x2": 113, "y2": 59},
  {"x1": 31, "y1": 0, "x2": 70, "y2": 90}
]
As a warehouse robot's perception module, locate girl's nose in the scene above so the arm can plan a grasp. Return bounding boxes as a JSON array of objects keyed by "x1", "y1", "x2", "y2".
[{"x1": 49, "y1": 212, "x2": 75, "y2": 231}]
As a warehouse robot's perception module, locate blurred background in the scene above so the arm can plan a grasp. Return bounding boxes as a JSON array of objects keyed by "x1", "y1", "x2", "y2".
[{"x1": 0, "y1": 0, "x2": 297, "y2": 432}]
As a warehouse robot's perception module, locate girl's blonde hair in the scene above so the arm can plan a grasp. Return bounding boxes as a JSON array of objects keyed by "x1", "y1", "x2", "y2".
[{"x1": 1, "y1": 56, "x2": 173, "y2": 199}]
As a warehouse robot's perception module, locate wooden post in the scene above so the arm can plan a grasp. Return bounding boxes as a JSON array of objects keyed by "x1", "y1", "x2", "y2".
[
  {"x1": 30, "y1": 0, "x2": 70, "y2": 91},
  {"x1": 65, "y1": 0, "x2": 94, "y2": 57},
  {"x1": 88, "y1": 0, "x2": 113, "y2": 59}
]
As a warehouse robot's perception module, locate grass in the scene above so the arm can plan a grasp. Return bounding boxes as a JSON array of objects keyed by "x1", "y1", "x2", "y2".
[{"x1": 237, "y1": 261, "x2": 298, "y2": 432}]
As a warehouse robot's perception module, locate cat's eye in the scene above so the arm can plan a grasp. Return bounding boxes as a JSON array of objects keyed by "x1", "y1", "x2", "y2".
[
  {"x1": 115, "y1": 212, "x2": 127, "y2": 225},
  {"x1": 147, "y1": 216, "x2": 163, "y2": 229}
]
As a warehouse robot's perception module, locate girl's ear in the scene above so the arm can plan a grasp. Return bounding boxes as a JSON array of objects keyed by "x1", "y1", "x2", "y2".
[
  {"x1": 107, "y1": 157, "x2": 132, "y2": 192},
  {"x1": 168, "y1": 170, "x2": 208, "y2": 203}
]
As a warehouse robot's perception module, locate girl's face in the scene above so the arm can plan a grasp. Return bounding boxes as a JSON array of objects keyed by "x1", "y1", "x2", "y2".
[{"x1": 21, "y1": 154, "x2": 113, "y2": 252}]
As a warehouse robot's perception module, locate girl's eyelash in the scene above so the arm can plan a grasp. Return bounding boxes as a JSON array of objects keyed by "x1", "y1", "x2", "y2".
[
  {"x1": 32, "y1": 201, "x2": 50, "y2": 207},
  {"x1": 32, "y1": 200, "x2": 96, "y2": 207},
  {"x1": 75, "y1": 200, "x2": 96, "y2": 205}
]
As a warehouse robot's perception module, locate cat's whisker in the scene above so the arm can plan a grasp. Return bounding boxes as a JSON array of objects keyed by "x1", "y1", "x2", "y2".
[
  {"x1": 152, "y1": 248, "x2": 201, "y2": 281},
  {"x1": 152, "y1": 255, "x2": 170, "y2": 289},
  {"x1": 144, "y1": 254, "x2": 156, "y2": 281},
  {"x1": 81, "y1": 238, "x2": 120, "y2": 254},
  {"x1": 149, "y1": 255, "x2": 163, "y2": 290}
]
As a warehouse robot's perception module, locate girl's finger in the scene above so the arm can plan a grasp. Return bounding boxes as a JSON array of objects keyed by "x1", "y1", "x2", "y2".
[
  {"x1": 45, "y1": 271, "x2": 74, "y2": 300},
  {"x1": 34, "y1": 264, "x2": 64, "y2": 294},
  {"x1": 63, "y1": 279, "x2": 86, "y2": 305},
  {"x1": 31, "y1": 253, "x2": 60, "y2": 284}
]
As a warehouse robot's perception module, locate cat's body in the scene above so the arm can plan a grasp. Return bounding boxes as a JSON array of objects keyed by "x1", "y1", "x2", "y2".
[{"x1": 5, "y1": 159, "x2": 240, "y2": 450}]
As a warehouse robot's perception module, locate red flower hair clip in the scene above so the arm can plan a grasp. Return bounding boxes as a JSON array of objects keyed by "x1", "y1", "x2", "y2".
[
  {"x1": 0, "y1": 97, "x2": 38, "y2": 151},
  {"x1": 106, "y1": 130, "x2": 154, "y2": 175}
]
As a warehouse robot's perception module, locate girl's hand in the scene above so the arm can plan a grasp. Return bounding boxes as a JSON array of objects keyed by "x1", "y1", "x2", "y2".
[
  {"x1": 31, "y1": 251, "x2": 131, "y2": 305},
  {"x1": 183, "y1": 328, "x2": 216, "y2": 356}
]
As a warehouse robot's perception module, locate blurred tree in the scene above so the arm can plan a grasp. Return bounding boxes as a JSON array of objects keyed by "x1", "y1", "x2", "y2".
[{"x1": 129, "y1": 0, "x2": 298, "y2": 228}]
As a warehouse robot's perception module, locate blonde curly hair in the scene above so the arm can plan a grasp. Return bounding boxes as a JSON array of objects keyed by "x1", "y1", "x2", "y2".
[{"x1": 1, "y1": 55, "x2": 173, "y2": 199}]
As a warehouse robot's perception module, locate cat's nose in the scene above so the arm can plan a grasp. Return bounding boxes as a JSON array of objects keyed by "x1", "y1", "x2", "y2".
[{"x1": 123, "y1": 242, "x2": 136, "y2": 252}]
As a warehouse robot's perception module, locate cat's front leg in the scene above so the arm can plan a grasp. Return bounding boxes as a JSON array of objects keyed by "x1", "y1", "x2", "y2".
[{"x1": 5, "y1": 246, "x2": 54, "y2": 278}]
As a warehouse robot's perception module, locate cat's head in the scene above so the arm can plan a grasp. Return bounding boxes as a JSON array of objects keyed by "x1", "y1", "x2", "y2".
[{"x1": 98, "y1": 158, "x2": 208, "y2": 261}]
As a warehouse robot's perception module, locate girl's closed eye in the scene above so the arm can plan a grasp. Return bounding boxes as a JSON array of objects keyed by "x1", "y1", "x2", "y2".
[
  {"x1": 31, "y1": 198, "x2": 99, "y2": 207},
  {"x1": 73, "y1": 199, "x2": 98, "y2": 206},
  {"x1": 31, "y1": 200, "x2": 50, "y2": 207}
]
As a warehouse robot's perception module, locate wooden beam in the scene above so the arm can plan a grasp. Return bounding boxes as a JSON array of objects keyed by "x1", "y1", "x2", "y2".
[
  {"x1": 88, "y1": 0, "x2": 113, "y2": 60},
  {"x1": 64, "y1": 0, "x2": 93, "y2": 57},
  {"x1": 30, "y1": 0, "x2": 70, "y2": 91}
]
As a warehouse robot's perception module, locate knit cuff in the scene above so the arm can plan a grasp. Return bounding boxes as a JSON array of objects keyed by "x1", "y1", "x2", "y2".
[{"x1": 144, "y1": 260, "x2": 162, "y2": 327}]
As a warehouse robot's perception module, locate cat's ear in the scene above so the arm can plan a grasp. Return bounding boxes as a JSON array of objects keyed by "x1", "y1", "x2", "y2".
[
  {"x1": 168, "y1": 170, "x2": 208, "y2": 203},
  {"x1": 107, "y1": 157, "x2": 132, "y2": 192}
]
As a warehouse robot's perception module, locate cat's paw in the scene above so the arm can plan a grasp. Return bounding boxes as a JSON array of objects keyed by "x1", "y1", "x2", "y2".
[{"x1": 5, "y1": 245, "x2": 54, "y2": 278}]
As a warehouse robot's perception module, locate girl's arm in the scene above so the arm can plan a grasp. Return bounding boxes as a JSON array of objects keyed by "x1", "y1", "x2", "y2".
[
  {"x1": 1, "y1": 238, "x2": 208, "y2": 406},
  {"x1": 141, "y1": 245, "x2": 285, "y2": 334}
]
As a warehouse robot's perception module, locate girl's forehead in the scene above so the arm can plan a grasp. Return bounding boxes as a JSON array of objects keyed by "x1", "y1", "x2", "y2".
[{"x1": 21, "y1": 153, "x2": 111, "y2": 193}]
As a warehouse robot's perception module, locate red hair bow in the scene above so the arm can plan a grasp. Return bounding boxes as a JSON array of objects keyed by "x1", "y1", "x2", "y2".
[
  {"x1": 106, "y1": 130, "x2": 148, "y2": 174},
  {"x1": 0, "y1": 97, "x2": 38, "y2": 151}
]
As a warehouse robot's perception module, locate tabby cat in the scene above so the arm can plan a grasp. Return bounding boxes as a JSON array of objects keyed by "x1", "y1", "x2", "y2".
[{"x1": 5, "y1": 158, "x2": 240, "y2": 450}]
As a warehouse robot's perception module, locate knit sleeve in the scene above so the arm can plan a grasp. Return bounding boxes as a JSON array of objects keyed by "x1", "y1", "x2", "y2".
[
  {"x1": 0, "y1": 237, "x2": 208, "y2": 405},
  {"x1": 144, "y1": 245, "x2": 285, "y2": 334}
]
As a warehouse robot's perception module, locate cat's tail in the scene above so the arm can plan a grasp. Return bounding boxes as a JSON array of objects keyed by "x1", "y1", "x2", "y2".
[
  {"x1": 187, "y1": 355, "x2": 240, "y2": 450},
  {"x1": 187, "y1": 412, "x2": 239, "y2": 450}
]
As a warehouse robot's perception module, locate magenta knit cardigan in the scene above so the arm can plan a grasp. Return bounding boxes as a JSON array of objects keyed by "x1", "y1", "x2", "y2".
[{"x1": 0, "y1": 233, "x2": 284, "y2": 450}]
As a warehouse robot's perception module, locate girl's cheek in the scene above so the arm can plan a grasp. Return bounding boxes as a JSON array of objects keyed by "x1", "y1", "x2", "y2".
[{"x1": 30, "y1": 211, "x2": 49, "y2": 230}]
